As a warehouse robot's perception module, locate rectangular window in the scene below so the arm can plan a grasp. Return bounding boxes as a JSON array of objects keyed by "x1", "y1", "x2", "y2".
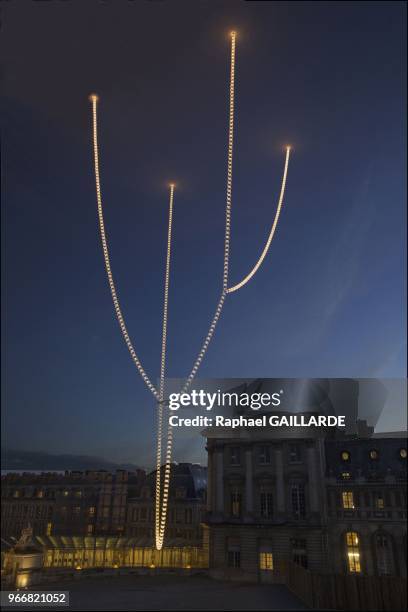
[
  {"x1": 230, "y1": 447, "x2": 241, "y2": 465},
  {"x1": 260, "y1": 492, "x2": 273, "y2": 518},
  {"x1": 46, "y1": 522, "x2": 52, "y2": 536},
  {"x1": 291, "y1": 484, "x2": 306, "y2": 518},
  {"x1": 259, "y1": 446, "x2": 271, "y2": 465},
  {"x1": 231, "y1": 490, "x2": 242, "y2": 517},
  {"x1": 346, "y1": 531, "x2": 361, "y2": 573},
  {"x1": 375, "y1": 495, "x2": 384, "y2": 509},
  {"x1": 87, "y1": 524, "x2": 94, "y2": 535},
  {"x1": 289, "y1": 444, "x2": 301, "y2": 463},
  {"x1": 89, "y1": 506, "x2": 96, "y2": 516},
  {"x1": 227, "y1": 550, "x2": 240, "y2": 568},
  {"x1": 342, "y1": 491, "x2": 354, "y2": 509},
  {"x1": 292, "y1": 538, "x2": 308, "y2": 568},
  {"x1": 259, "y1": 552, "x2": 273, "y2": 570}
]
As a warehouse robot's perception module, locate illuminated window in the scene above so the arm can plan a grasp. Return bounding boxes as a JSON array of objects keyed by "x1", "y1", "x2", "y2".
[
  {"x1": 341, "y1": 472, "x2": 351, "y2": 480},
  {"x1": 75, "y1": 490, "x2": 82, "y2": 498},
  {"x1": 369, "y1": 449, "x2": 379, "y2": 460},
  {"x1": 88, "y1": 506, "x2": 96, "y2": 516},
  {"x1": 341, "y1": 451, "x2": 350, "y2": 462},
  {"x1": 400, "y1": 448, "x2": 407, "y2": 459},
  {"x1": 346, "y1": 532, "x2": 361, "y2": 573},
  {"x1": 37, "y1": 490, "x2": 44, "y2": 498},
  {"x1": 259, "y1": 552, "x2": 274, "y2": 570},
  {"x1": 63, "y1": 490, "x2": 69, "y2": 497},
  {"x1": 342, "y1": 491, "x2": 354, "y2": 509},
  {"x1": 87, "y1": 524, "x2": 94, "y2": 535},
  {"x1": 231, "y1": 490, "x2": 242, "y2": 517},
  {"x1": 46, "y1": 522, "x2": 52, "y2": 536}
]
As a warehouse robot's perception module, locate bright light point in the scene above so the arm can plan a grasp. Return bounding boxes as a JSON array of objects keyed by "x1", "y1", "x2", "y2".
[
  {"x1": 230, "y1": 31, "x2": 237, "y2": 38},
  {"x1": 89, "y1": 93, "x2": 99, "y2": 103},
  {"x1": 286, "y1": 145, "x2": 292, "y2": 151},
  {"x1": 169, "y1": 183, "x2": 175, "y2": 189}
]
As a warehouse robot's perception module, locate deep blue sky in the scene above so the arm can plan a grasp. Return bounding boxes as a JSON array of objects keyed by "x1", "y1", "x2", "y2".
[{"x1": 2, "y1": 1, "x2": 406, "y2": 466}]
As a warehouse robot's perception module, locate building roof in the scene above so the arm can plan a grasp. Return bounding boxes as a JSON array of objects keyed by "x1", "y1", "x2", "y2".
[{"x1": 131, "y1": 462, "x2": 207, "y2": 500}]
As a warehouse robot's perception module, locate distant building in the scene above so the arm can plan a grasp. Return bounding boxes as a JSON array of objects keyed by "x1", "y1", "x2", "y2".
[{"x1": 1, "y1": 469, "x2": 145, "y2": 539}]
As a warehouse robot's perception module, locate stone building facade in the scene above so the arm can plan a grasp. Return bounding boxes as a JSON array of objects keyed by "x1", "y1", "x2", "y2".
[
  {"x1": 1, "y1": 464, "x2": 207, "y2": 549},
  {"x1": 325, "y1": 437, "x2": 407, "y2": 576},
  {"x1": 203, "y1": 423, "x2": 407, "y2": 582},
  {"x1": 1, "y1": 469, "x2": 144, "y2": 539}
]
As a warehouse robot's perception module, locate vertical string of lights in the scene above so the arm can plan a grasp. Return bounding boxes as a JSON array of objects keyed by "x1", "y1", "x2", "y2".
[
  {"x1": 155, "y1": 184, "x2": 174, "y2": 547},
  {"x1": 89, "y1": 31, "x2": 292, "y2": 551}
]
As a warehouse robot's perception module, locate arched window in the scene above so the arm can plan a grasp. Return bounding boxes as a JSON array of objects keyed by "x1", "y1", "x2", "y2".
[
  {"x1": 345, "y1": 531, "x2": 361, "y2": 573},
  {"x1": 375, "y1": 533, "x2": 394, "y2": 575}
]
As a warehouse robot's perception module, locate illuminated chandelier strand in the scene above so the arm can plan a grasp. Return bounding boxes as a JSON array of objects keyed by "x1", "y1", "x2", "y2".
[
  {"x1": 227, "y1": 145, "x2": 291, "y2": 293},
  {"x1": 155, "y1": 184, "x2": 175, "y2": 546},
  {"x1": 90, "y1": 94, "x2": 158, "y2": 399}
]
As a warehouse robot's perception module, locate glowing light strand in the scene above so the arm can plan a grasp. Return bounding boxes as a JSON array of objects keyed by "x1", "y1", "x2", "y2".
[
  {"x1": 155, "y1": 184, "x2": 174, "y2": 546},
  {"x1": 227, "y1": 145, "x2": 291, "y2": 293},
  {"x1": 90, "y1": 94, "x2": 158, "y2": 399},
  {"x1": 155, "y1": 33, "x2": 237, "y2": 550}
]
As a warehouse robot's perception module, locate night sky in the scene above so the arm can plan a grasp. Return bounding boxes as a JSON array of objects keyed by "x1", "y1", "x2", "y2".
[{"x1": 2, "y1": 1, "x2": 406, "y2": 466}]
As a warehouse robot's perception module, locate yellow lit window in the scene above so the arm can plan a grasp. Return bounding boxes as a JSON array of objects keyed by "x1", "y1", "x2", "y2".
[
  {"x1": 346, "y1": 531, "x2": 361, "y2": 573},
  {"x1": 342, "y1": 491, "x2": 354, "y2": 509},
  {"x1": 369, "y1": 449, "x2": 379, "y2": 460},
  {"x1": 259, "y1": 552, "x2": 274, "y2": 571},
  {"x1": 87, "y1": 524, "x2": 94, "y2": 535},
  {"x1": 399, "y1": 448, "x2": 407, "y2": 459},
  {"x1": 89, "y1": 506, "x2": 96, "y2": 516},
  {"x1": 342, "y1": 472, "x2": 351, "y2": 480},
  {"x1": 341, "y1": 451, "x2": 350, "y2": 462},
  {"x1": 46, "y1": 522, "x2": 52, "y2": 535}
]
